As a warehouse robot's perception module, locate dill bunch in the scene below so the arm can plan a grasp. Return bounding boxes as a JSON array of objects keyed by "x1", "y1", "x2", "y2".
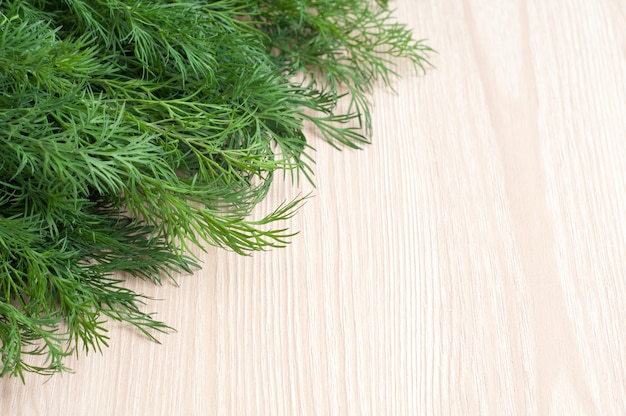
[{"x1": 0, "y1": 0, "x2": 432, "y2": 379}]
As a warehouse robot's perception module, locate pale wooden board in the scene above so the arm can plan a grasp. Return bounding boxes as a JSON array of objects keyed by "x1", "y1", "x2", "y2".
[{"x1": 2, "y1": 0, "x2": 626, "y2": 414}]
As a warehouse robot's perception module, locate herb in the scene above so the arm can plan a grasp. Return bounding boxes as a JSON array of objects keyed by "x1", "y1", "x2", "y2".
[{"x1": 0, "y1": 0, "x2": 432, "y2": 379}]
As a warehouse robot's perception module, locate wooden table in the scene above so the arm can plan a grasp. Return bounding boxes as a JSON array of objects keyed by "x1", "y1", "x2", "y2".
[{"x1": 3, "y1": 0, "x2": 626, "y2": 414}]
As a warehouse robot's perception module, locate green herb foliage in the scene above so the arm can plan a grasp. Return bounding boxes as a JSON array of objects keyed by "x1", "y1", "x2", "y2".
[{"x1": 0, "y1": 0, "x2": 432, "y2": 379}]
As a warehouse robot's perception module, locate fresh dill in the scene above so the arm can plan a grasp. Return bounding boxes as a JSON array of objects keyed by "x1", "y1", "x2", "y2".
[{"x1": 0, "y1": 0, "x2": 432, "y2": 379}]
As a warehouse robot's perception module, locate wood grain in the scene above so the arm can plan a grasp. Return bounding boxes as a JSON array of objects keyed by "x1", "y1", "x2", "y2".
[{"x1": 3, "y1": 0, "x2": 626, "y2": 414}]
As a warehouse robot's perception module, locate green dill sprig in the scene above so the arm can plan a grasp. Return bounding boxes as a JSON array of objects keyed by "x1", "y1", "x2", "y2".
[
  {"x1": 252, "y1": 0, "x2": 433, "y2": 147},
  {"x1": 0, "y1": 0, "x2": 432, "y2": 379}
]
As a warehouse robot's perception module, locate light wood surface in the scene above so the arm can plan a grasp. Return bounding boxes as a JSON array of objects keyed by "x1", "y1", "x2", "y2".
[{"x1": 3, "y1": 0, "x2": 626, "y2": 414}]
